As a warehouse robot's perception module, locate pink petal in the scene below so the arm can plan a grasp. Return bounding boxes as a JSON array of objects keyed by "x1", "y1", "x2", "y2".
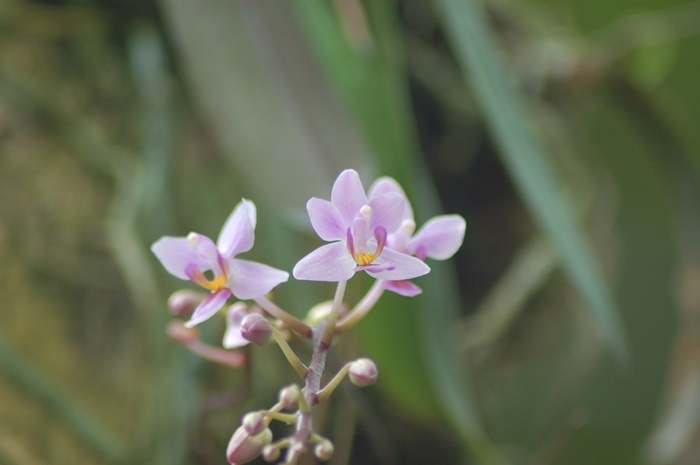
[
  {"x1": 383, "y1": 280, "x2": 423, "y2": 297},
  {"x1": 188, "y1": 233, "x2": 224, "y2": 276},
  {"x1": 307, "y1": 198, "x2": 346, "y2": 241},
  {"x1": 227, "y1": 259, "x2": 289, "y2": 300},
  {"x1": 293, "y1": 242, "x2": 357, "y2": 282},
  {"x1": 368, "y1": 177, "x2": 413, "y2": 221},
  {"x1": 366, "y1": 247, "x2": 430, "y2": 280},
  {"x1": 223, "y1": 303, "x2": 250, "y2": 349},
  {"x1": 366, "y1": 192, "x2": 405, "y2": 234},
  {"x1": 151, "y1": 236, "x2": 203, "y2": 280},
  {"x1": 331, "y1": 169, "x2": 368, "y2": 226},
  {"x1": 408, "y1": 215, "x2": 466, "y2": 260},
  {"x1": 217, "y1": 199, "x2": 256, "y2": 257},
  {"x1": 185, "y1": 289, "x2": 232, "y2": 328}
]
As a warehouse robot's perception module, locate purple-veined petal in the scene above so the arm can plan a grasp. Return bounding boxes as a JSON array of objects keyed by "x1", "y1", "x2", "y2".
[
  {"x1": 365, "y1": 247, "x2": 430, "y2": 280},
  {"x1": 368, "y1": 177, "x2": 413, "y2": 221},
  {"x1": 331, "y1": 169, "x2": 367, "y2": 225},
  {"x1": 187, "y1": 232, "x2": 225, "y2": 275},
  {"x1": 293, "y1": 242, "x2": 357, "y2": 282},
  {"x1": 223, "y1": 302, "x2": 250, "y2": 349},
  {"x1": 217, "y1": 199, "x2": 256, "y2": 257},
  {"x1": 366, "y1": 192, "x2": 405, "y2": 233},
  {"x1": 408, "y1": 215, "x2": 466, "y2": 260},
  {"x1": 185, "y1": 288, "x2": 232, "y2": 328},
  {"x1": 383, "y1": 279, "x2": 423, "y2": 297},
  {"x1": 307, "y1": 198, "x2": 346, "y2": 241},
  {"x1": 227, "y1": 259, "x2": 289, "y2": 300},
  {"x1": 151, "y1": 236, "x2": 204, "y2": 280}
]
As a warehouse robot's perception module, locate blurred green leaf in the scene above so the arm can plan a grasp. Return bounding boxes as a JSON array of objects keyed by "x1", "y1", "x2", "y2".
[
  {"x1": 436, "y1": 0, "x2": 629, "y2": 361},
  {"x1": 159, "y1": 0, "x2": 372, "y2": 221},
  {"x1": 297, "y1": 3, "x2": 503, "y2": 462},
  {"x1": 295, "y1": 0, "x2": 439, "y2": 418},
  {"x1": 0, "y1": 333, "x2": 125, "y2": 464}
]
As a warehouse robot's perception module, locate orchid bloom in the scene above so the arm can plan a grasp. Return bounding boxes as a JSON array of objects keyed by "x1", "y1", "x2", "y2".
[
  {"x1": 293, "y1": 169, "x2": 430, "y2": 282},
  {"x1": 367, "y1": 177, "x2": 466, "y2": 296},
  {"x1": 152, "y1": 199, "x2": 289, "y2": 328}
]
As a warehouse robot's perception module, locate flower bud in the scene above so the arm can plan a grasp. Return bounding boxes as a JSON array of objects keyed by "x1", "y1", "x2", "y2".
[
  {"x1": 226, "y1": 425, "x2": 272, "y2": 465},
  {"x1": 240, "y1": 314, "x2": 273, "y2": 346},
  {"x1": 349, "y1": 358, "x2": 377, "y2": 387},
  {"x1": 305, "y1": 300, "x2": 333, "y2": 325},
  {"x1": 242, "y1": 412, "x2": 266, "y2": 436},
  {"x1": 305, "y1": 300, "x2": 347, "y2": 325},
  {"x1": 262, "y1": 444, "x2": 280, "y2": 462},
  {"x1": 278, "y1": 384, "x2": 301, "y2": 409},
  {"x1": 167, "y1": 290, "x2": 203, "y2": 317},
  {"x1": 314, "y1": 439, "x2": 334, "y2": 461},
  {"x1": 166, "y1": 321, "x2": 198, "y2": 344}
]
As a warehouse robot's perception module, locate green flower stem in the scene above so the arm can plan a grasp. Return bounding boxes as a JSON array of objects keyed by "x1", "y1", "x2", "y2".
[
  {"x1": 255, "y1": 296, "x2": 313, "y2": 339},
  {"x1": 316, "y1": 362, "x2": 352, "y2": 404},
  {"x1": 321, "y1": 280, "x2": 347, "y2": 347},
  {"x1": 335, "y1": 280, "x2": 385, "y2": 333},
  {"x1": 271, "y1": 327, "x2": 309, "y2": 378},
  {"x1": 261, "y1": 410, "x2": 297, "y2": 425}
]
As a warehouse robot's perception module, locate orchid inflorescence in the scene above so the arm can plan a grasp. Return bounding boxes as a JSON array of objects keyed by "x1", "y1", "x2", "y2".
[{"x1": 151, "y1": 169, "x2": 466, "y2": 464}]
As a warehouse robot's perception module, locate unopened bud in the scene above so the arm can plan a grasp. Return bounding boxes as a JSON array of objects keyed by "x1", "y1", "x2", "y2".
[
  {"x1": 226, "y1": 425, "x2": 272, "y2": 465},
  {"x1": 242, "y1": 412, "x2": 266, "y2": 436},
  {"x1": 262, "y1": 444, "x2": 280, "y2": 462},
  {"x1": 278, "y1": 384, "x2": 301, "y2": 409},
  {"x1": 240, "y1": 314, "x2": 272, "y2": 346},
  {"x1": 166, "y1": 321, "x2": 198, "y2": 344},
  {"x1": 167, "y1": 290, "x2": 203, "y2": 317},
  {"x1": 305, "y1": 300, "x2": 333, "y2": 325},
  {"x1": 306, "y1": 300, "x2": 347, "y2": 325},
  {"x1": 349, "y1": 358, "x2": 377, "y2": 387},
  {"x1": 287, "y1": 442, "x2": 305, "y2": 462},
  {"x1": 314, "y1": 439, "x2": 334, "y2": 461}
]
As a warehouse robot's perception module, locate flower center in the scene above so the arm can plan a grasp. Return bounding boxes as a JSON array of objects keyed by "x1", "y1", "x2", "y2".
[
  {"x1": 355, "y1": 252, "x2": 379, "y2": 266},
  {"x1": 187, "y1": 266, "x2": 228, "y2": 292},
  {"x1": 347, "y1": 225, "x2": 388, "y2": 267}
]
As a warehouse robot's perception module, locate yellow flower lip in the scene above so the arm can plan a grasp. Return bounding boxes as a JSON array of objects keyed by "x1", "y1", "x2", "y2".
[{"x1": 190, "y1": 268, "x2": 228, "y2": 291}]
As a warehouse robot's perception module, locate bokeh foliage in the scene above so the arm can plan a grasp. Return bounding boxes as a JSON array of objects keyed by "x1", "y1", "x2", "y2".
[{"x1": 1, "y1": 0, "x2": 699, "y2": 464}]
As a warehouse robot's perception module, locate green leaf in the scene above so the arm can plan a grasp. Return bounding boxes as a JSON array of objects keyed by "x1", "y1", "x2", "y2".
[
  {"x1": 160, "y1": 1, "x2": 372, "y2": 218},
  {"x1": 436, "y1": 0, "x2": 629, "y2": 361}
]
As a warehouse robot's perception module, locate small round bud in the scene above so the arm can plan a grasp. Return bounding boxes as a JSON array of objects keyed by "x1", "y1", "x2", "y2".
[
  {"x1": 305, "y1": 300, "x2": 333, "y2": 325},
  {"x1": 314, "y1": 439, "x2": 334, "y2": 461},
  {"x1": 240, "y1": 314, "x2": 273, "y2": 346},
  {"x1": 278, "y1": 384, "x2": 301, "y2": 409},
  {"x1": 226, "y1": 426, "x2": 272, "y2": 465},
  {"x1": 167, "y1": 290, "x2": 203, "y2": 317},
  {"x1": 305, "y1": 300, "x2": 348, "y2": 325},
  {"x1": 262, "y1": 444, "x2": 280, "y2": 462},
  {"x1": 242, "y1": 412, "x2": 266, "y2": 436},
  {"x1": 287, "y1": 442, "x2": 305, "y2": 462},
  {"x1": 166, "y1": 321, "x2": 198, "y2": 344},
  {"x1": 349, "y1": 358, "x2": 378, "y2": 387}
]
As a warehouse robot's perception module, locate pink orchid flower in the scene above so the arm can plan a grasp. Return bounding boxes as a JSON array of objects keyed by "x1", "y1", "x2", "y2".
[
  {"x1": 293, "y1": 169, "x2": 430, "y2": 282},
  {"x1": 152, "y1": 199, "x2": 289, "y2": 327},
  {"x1": 368, "y1": 177, "x2": 466, "y2": 296}
]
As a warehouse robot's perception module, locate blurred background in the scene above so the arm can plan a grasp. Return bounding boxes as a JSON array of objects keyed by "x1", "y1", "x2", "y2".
[{"x1": 1, "y1": 0, "x2": 699, "y2": 464}]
